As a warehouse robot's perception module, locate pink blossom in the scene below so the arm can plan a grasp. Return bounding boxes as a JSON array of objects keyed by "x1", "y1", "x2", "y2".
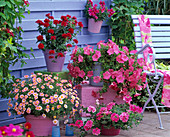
[
  {"x1": 103, "y1": 71, "x2": 111, "y2": 80},
  {"x1": 87, "y1": 106, "x2": 96, "y2": 113},
  {"x1": 78, "y1": 70, "x2": 85, "y2": 78},
  {"x1": 100, "y1": 107, "x2": 107, "y2": 112},
  {"x1": 128, "y1": 58, "x2": 135, "y2": 66},
  {"x1": 116, "y1": 75, "x2": 125, "y2": 83},
  {"x1": 92, "y1": 51, "x2": 101, "y2": 61},
  {"x1": 137, "y1": 58, "x2": 145, "y2": 66},
  {"x1": 97, "y1": 40, "x2": 105, "y2": 49},
  {"x1": 78, "y1": 55, "x2": 83, "y2": 63},
  {"x1": 116, "y1": 55, "x2": 124, "y2": 63},
  {"x1": 75, "y1": 120, "x2": 83, "y2": 128},
  {"x1": 84, "y1": 46, "x2": 91, "y2": 55},
  {"x1": 130, "y1": 50, "x2": 137, "y2": 54},
  {"x1": 96, "y1": 112, "x2": 103, "y2": 120},
  {"x1": 84, "y1": 120, "x2": 93, "y2": 131},
  {"x1": 87, "y1": 71, "x2": 93, "y2": 77},
  {"x1": 106, "y1": 102, "x2": 115, "y2": 111},
  {"x1": 122, "y1": 46, "x2": 129, "y2": 54},
  {"x1": 120, "y1": 112, "x2": 129, "y2": 122},
  {"x1": 111, "y1": 113, "x2": 119, "y2": 122},
  {"x1": 0, "y1": 131, "x2": 2, "y2": 137},
  {"x1": 130, "y1": 104, "x2": 143, "y2": 113},
  {"x1": 93, "y1": 76, "x2": 101, "y2": 83},
  {"x1": 107, "y1": 48, "x2": 114, "y2": 55},
  {"x1": 5, "y1": 124, "x2": 24, "y2": 136},
  {"x1": 92, "y1": 128, "x2": 100, "y2": 136},
  {"x1": 123, "y1": 95, "x2": 132, "y2": 104},
  {"x1": 121, "y1": 54, "x2": 129, "y2": 62}
]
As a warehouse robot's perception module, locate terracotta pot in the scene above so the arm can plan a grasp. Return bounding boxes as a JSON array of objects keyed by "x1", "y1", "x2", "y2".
[
  {"x1": 43, "y1": 50, "x2": 66, "y2": 72},
  {"x1": 88, "y1": 18, "x2": 103, "y2": 33},
  {"x1": 25, "y1": 115, "x2": 53, "y2": 136},
  {"x1": 101, "y1": 125, "x2": 120, "y2": 136}
]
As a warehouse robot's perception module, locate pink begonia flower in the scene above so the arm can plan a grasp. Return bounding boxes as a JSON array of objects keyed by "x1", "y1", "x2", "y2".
[
  {"x1": 87, "y1": 106, "x2": 96, "y2": 113},
  {"x1": 120, "y1": 112, "x2": 129, "y2": 122},
  {"x1": 111, "y1": 113, "x2": 119, "y2": 122},
  {"x1": 93, "y1": 76, "x2": 101, "y2": 83},
  {"x1": 92, "y1": 128, "x2": 100, "y2": 136},
  {"x1": 87, "y1": 71, "x2": 93, "y2": 77},
  {"x1": 5, "y1": 124, "x2": 24, "y2": 136},
  {"x1": 78, "y1": 70, "x2": 85, "y2": 78},
  {"x1": 106, "y1": 102, "x2": 115, "y2": 111},
  {"x1": 123, "y1": 95, "x2": 132, "y2": 104},
  {"x1": 78, "y1": 55, "x2": 83, "y2": 63},
  {"x1": 103, "y1": 71, "x2": 111, "y2": 80},
  {"x1": 84, "y1": 120, "x2": 93, "y2": 131},
  {"x1": 122, "y1": 46, "x2": 129, "y2": 54},
  {"x1": 75, "y1": 120, "x2": 84, "y2": 128},
  {"x1": 116, "y1": 75, "x2": 125, "y2": 83},
  {"x1": 128, "y1": 58, "x2": 135, "y2": 66}
]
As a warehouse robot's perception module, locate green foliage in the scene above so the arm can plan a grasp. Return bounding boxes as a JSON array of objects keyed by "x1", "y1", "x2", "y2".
[
  {"x1": 142, "y1": 0, "x2": 170, "y2": 15},
  {"x1": 0, "y1": 0, "x2": 30, "y2": 98},
  {"x1": 109, "y1": 0, "x2": 144, "y2": 50}
]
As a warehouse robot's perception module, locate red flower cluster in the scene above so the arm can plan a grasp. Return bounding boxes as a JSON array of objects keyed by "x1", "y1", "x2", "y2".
[
  {"x1": 57, "y1": 52, "x2": 64, "y2": 57},
  {"x1": 37, "y1": 35, "x2": 43, "y2": 41},
  {"x1": 49, "y1": 50, "x2": 55, "y2": 54},
  {"x1": 38, "y1": 43, "x2": 44, "y2": 49}
]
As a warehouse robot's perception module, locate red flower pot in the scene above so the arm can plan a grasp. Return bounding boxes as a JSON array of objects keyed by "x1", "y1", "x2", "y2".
[
  {"x1": 101, "y1": 125, "x2": 120, "y2": 136},
  {"x1": 25, "y1": 115, "x2": 54, "y2": 136}
]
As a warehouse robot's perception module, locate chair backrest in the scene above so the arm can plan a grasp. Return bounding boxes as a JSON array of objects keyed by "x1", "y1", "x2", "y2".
[{"x1": 131, "y1": 15, "x2": 170, "y2": 59}]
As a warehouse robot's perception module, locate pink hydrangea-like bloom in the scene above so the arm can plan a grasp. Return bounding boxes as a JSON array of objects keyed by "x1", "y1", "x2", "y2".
[
  {"x1": 123, "y1": 95, "x2": 132, "y2": 104},
  {"x1": 111, "y1": 113, "x2": 119, "y2": 122},
  {"x1": 103, "y1": 71, "x2": 111, "y2": 80},
  {"x1": 87, "y1": 106, "x2": 96, "y2": 113},
  {"x1": 93, "y1": 76, "x2": 101, "y2": 83},
  {"x1": 116, "y1": 75, "x2": 125, "y2": 83},
  {"x1": 87, "y1": 71, "x2": 93, "y2": 77},
  {"x1": 92, "y1": 128, "x2": 100, "y2": 136},
  {"x1": 5, "y1": 124, "x2": 24, "y2": 136},
  {"x1": 75, "y1": 120, "x2": 84, "y2": 128},
  {"x1": 84, "y1": 120, "x2": 93, "y2": 131},
  {"x1": 78, "y1": 70, "x2": 85, "y2": 78},
  {"x1": 120, "y1": 112, "x2": 129, "y2": 122},
  {"x1": 78, "y1": 55, "x2": 83, "y2": 63}
]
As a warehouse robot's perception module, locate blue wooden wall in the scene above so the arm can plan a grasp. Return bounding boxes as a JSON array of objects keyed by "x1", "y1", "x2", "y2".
[{"x1": 0, "y1": 0, "x2": 111, "y2": 126}]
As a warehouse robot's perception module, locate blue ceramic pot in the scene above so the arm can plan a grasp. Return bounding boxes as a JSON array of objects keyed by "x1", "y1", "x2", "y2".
[
  {"x1": 52, "y1": 126, "x2": 60, "y2": 137},
  {"x1": 65, "y1": 124, "x2": 74, "y2": 136}
]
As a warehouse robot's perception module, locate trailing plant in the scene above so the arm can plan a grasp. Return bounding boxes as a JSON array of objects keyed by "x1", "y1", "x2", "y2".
[
  {"x1": 0, "y1": 0, "x2": 31, "y2": 98},
  {"x1": 142, "y1": 0, "x2": 170, "y2": 15},
  {"x1": 108, "y1": 0, "x2": 144, "y2": 50}
]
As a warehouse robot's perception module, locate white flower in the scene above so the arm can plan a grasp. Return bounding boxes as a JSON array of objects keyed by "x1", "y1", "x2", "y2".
[
  {"x1": 64, "y1": 104, "x2": 68, "y2": 108},
  {"x1": 42, "y1": 114, "x2": 46, "y2": 118},
  {"x1": 53, "y1": 119, "x2": 58, "y2": 125},
  {"x1": 64, "y1": 119, "x2": 68, "y2": 124}
]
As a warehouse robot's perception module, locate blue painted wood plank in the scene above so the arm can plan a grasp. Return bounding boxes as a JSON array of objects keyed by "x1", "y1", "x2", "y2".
[{"x1": 0, "y1": 117, "x2": 26, "y2": 126}]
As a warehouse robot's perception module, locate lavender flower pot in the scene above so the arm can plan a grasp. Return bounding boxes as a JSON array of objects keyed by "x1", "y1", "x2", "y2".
[
  {"x1": 88, "y1": 18, "x2": 103, "y2": 33},
  {"x1": 43, "y1": 50, "x2": 66, "y2": 72},
  {"x1": 89, "y1": 63, "x2": 103, "y2": 87},
  {"x1": 101, "y1": 126, "x2": 120, "y2": 136}
]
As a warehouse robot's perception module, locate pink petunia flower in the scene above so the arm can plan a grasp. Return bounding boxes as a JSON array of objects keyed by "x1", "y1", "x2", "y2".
[
  {"x1": 103, "y1": 71, "x2": 111, "y2": 80},
  {"x1": 78, "y1": 55, "x2": 83, "y2": 63},
  {"x1": 92, "y1": 128, "x2": 100, "y2": 136},
  {"x1": 111, "y1": 113, "x2": 119, "y2": 122},
  {"x1": 87, "y1": 71, "x2": 93, "y2": 78},
  {"x1": 120, "y1": 112, "x2": 129, "y2": 122},
  {"x1": 78, "y1": 70, "x2": 85, "y2": 78},
  {"x1": 75, "y1": 120, "x2": 83, "y2": 128},
  {"x1": 137, "y1": 58, "x2": 145, "y2": 67},
  {"x1": 107, "y1": 48, "x2": 114, "y2": 55},
  {"x1": 93, "y1": 76, "x2": 101, "y2": 83},
  {"x1": 123, "y1": 95, "x2": 132, "y2": 104},
  {"x1": 5, "y1": 124, "x2": 24, "y2": 136},
  {"x1": 116, "y1": 75, "x2": 125, "y2": 83},
  {"x1": 84, "y1": 120, "x2": 93, "y2": 131},
  {"x1": 92, "y1": 51, "x2": 101, "y2": 61},
  {"x1": 106, "y1": 102, "x2": 115, "y2": 111}
]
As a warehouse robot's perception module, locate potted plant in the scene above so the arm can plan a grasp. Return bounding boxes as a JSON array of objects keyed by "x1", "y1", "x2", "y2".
[
  {"x1": 35, "y1": 13, "x2": 83, "y2": 72},
  {"x1": 67, "y1": 40, "x2": 147, "y2": 98},
  {"x1": 85, "y1": 0, "x2": 115, "y2": 33},
  {"x1": 70, "y1": 100, "x2": 143, "y2": 136},
  {"x1": 8, "y1": 73, "x2": 80, "y2": 136}
]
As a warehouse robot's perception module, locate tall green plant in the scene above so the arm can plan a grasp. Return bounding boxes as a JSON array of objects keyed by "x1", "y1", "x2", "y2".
[
  {"x1": 108, "y1": 0, "x2": 144, "y2": 50},
  {"x1": 142, "y1": 0, "x2": 170, "y2": 15},
  {"x1": 0, "y1": 0, "x2": 30, "y2": 98}
]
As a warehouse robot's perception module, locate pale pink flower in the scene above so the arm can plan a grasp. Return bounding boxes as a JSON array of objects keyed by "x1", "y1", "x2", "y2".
[
  {"x1": 116, "y1": 75, "x2": 125, "y2": 83},
  {"x1": 26, "y1": 107, "x2": 31, "y2": 114},
  {"x1": 78, "y1": 70, "x2": 85, "y2": 78},
  {"x1": 87, "y1": 106, "x2": 96, "y2": 113},
  {"x1": 78, "y1": 55, "x2": 83, "y2": 63},
  {"x1": 103, "y1": 71, "x2": 111, "y2": 80},
  {"x1": 93, "y1": 76, "x2": 101, "y2": 83},
  {"x1": 87, "y1": 71, "x2": 93, "y2": 77},
  {"x1": 92, "y1": 128, "x2": 100, "y2": 136},
  {"x1": 111, "y1": 113, "x2": 119, "y2": 122}
]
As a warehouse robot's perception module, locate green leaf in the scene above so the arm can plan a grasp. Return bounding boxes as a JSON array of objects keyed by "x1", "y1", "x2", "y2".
[
  {"x1": 0, "y1": 12, "x2": 6, "y2": 19},
  {"x1": 6, "y1": 1, "x2": 11, "y2": 8},
  {"x1": 0, "y1": 1, "x2": 6, "y2": 7}
]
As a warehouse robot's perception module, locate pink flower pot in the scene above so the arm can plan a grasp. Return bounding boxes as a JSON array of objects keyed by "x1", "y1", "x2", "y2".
[
  {"x1": 88, "y1": 18, "x2": 103, "y2": 33},
  {"x1": 43, "y1": 50, "x2": 66, "y2": 72},
  {"x1": 101, "y1": 126, "x2": 120, "y2": 136},
  {"x1": 25, "y1": 115, "x2": 54, "y2": 136}
]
